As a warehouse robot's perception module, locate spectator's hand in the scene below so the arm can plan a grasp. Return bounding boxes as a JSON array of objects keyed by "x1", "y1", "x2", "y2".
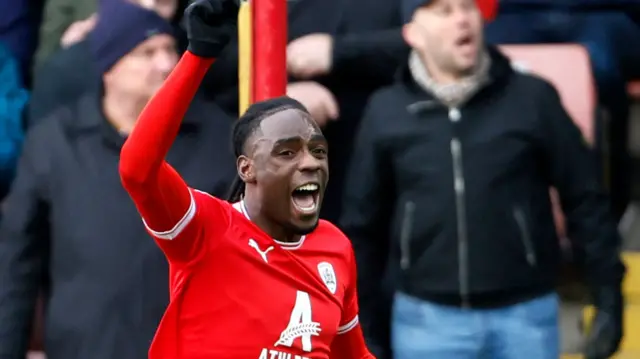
[
  {"x1": 287, "y1": 82, "x2": 339, "y2": 127},
  {"x1": 584, "y1": 286, "x2": 623, "y2": 359},
  {"x1": 287, "y1": 33, "x2": 333, "y2": 79},
  {"x1": 60, "y1": 14, "x2": 97, "y2": 48},
  {"x1": 185, "y1": 0, "x2": 238, "y2": 58},
  {"x1": 136, "y1": 0, "x2": 178, "y2": 20}
]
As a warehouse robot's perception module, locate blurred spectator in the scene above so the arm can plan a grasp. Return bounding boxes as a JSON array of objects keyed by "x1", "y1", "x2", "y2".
[
  {"x1": 28, "y1": 0, "x2": 186, "y2": 125},
  {"x1": 58, "y1": 13, "x2": 98, "y2": 49},
  {"x1": 32, "y1": 0, "x2": 95, "y2": 71},
  {"x1": 0, "y1": 0, "x2": 45, "y2": 85},
  {"x1": 484, "y1": 0, "x2": 640, "y2": 221},
  {"x1": 34, "y1": 0, "x2": 186, "y2": 72},
  {"x1": 0, "y1": 43, "x2": 29, "y2": 200},
  {"x1": 341, "y1": 0, "x2": 625, "y2": 358},
  {"x1": 0, "y1": 2, "x2": 235, "y2": 359},
  {"x1": 204, "y1": 0, "x2": 410, "y2": 223}
]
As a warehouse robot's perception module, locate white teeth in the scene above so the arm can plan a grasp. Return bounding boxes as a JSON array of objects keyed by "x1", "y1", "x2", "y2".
[
  {"x1": 296, "y1": 183, "x2": 318, "y2": 192},
  {"x1": 297, "y1": 202, "x2": 318, "y2": 212}
]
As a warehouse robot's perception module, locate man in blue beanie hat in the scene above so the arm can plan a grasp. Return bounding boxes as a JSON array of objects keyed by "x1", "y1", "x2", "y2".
[
  {"x1": 90, "y1": 0, "x2": 177, "y2": 132},
  {"x1": 28, "y1": 0, "x2": 184, "y2": 125},
  {"x1": 0, "y1": 2, "x2": 236, "y2": 359}
]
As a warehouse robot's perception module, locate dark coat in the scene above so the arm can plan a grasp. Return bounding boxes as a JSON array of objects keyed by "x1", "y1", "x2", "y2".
[{"x1": 0, "y1": 93, "x2": 235, "y2": 359}]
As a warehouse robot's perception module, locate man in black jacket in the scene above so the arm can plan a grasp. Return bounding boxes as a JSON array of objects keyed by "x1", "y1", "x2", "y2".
[{"x1": 340, "y1": 0, "x2": 625, "y2": 358}]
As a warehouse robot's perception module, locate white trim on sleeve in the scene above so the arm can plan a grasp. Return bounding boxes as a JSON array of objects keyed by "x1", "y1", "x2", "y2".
[
  {"x1": 337, "y1": 315, "x2": 359, "y2": 335},
  {"x1": 143, "y1": 189, "x2": 196, "y2": 240}
]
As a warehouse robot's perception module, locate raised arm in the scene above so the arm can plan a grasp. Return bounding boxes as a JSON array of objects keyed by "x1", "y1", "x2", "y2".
[
  {"x1": 119, "y1": 51, "x2": 214, "y2": 261},
  {"x1": 119, "y1": 0, "x2": 238, "y2": 262}
]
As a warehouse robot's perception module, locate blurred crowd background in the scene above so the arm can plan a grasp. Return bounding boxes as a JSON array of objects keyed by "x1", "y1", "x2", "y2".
[{"x1": 0, "y1": 0, "x2": 640, "y2": 358}]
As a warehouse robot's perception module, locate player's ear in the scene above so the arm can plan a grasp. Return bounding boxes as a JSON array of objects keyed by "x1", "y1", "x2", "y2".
[{"x1": 237, "y1": 155, "x2": 256, "y2": 184}]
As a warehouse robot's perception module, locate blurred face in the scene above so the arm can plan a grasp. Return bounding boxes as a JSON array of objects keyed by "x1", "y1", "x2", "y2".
[
  {"x1": 240, "y1": 109, "x2": 329, "y2": 235},
  {"x1": 131, "y1": 0, "x2": 178, "y2": 20},
  {"x1": 103, "y1": 34, "x2": 177, "y2": 101},
  {"x1": 403, "y1": 0, "x2": 483, "y2": 78}
]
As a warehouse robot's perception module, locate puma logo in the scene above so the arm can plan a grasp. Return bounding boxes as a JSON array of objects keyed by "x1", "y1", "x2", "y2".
[{"x1": 248, "y1": 239, "x2": 274, "y2": 263}]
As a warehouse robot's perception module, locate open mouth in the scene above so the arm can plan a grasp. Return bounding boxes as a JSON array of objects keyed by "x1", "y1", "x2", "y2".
[
  {"x1": 291, "y1": 183, "x2": 320, "y2": 215},
  {"x1": 455, "y1": 34, "x2": 473, "y2": 47}
]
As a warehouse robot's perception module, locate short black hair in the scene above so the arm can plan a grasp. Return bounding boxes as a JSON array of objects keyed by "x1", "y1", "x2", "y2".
[{"x1": 226, "y1": 96, "x2": 310, "y2": 203}]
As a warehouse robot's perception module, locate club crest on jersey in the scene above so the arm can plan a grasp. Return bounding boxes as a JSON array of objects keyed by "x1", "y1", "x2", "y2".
[{"x1": 317, "y1": 262, "x2": 337, "y2": 294}]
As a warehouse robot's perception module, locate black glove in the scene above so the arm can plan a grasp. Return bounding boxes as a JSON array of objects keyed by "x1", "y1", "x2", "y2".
[
  {"x1": 184, "y1": 0, "x2": 238, "y2": 58},
  {"x1": 584, "y1": 285, "x2": 624, "y2": 359}
]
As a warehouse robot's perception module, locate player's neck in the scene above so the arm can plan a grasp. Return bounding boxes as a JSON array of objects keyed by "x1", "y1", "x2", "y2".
[
  {"x1": 242, "y1": 198, "x2": 302, "y2": 243},
  {"x1": 102, "y1": 92, "x2": 149, "y2": 135}
]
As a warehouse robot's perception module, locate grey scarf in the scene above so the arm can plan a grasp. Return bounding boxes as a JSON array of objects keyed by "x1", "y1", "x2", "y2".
[{"x1": 408, "y1": 50, "x2": 491, "y2": 107}]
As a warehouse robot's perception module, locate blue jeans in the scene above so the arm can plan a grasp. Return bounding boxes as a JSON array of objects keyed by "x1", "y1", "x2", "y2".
[{"x1": 392, "y1": 292, "x2": 560, "y2": 359}]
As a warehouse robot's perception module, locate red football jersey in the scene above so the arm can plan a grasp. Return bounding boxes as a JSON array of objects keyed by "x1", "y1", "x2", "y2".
[
  {"x1": 146, "y1": 189, "x2": 362, "y2": 359},
  {"x1": 119, "y1": 52, "x2": 372, "y2": 359}
]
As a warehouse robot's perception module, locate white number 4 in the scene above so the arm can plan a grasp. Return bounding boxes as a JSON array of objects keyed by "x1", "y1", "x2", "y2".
[{"x1": 275, "y1": 290, "x2": 322, "y2": 352}]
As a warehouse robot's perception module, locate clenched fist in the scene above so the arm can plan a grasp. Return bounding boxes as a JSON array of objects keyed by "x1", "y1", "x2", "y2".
[{"x1": 185, "y1": 0, "x2": 238, "y2": 58}]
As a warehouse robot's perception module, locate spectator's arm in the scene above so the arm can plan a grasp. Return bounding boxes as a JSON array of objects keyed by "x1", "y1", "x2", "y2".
[
  {"x1": 331, "y1": 28, "x2": 409, "y2": 84},
  {"x1": 339, "y1": 93, "x2": 394, "y2": 356},
  {"x1": 0, "y1": 125, "x2": 51, "y2": 358},
  {"x1": 539, "y1": 82, "x2": 625, "y2": 291}
]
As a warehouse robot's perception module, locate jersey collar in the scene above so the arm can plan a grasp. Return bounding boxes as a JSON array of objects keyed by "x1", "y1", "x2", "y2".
[{"x1": 233, "y1": 200, "x2": 306, "y2": 250}]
